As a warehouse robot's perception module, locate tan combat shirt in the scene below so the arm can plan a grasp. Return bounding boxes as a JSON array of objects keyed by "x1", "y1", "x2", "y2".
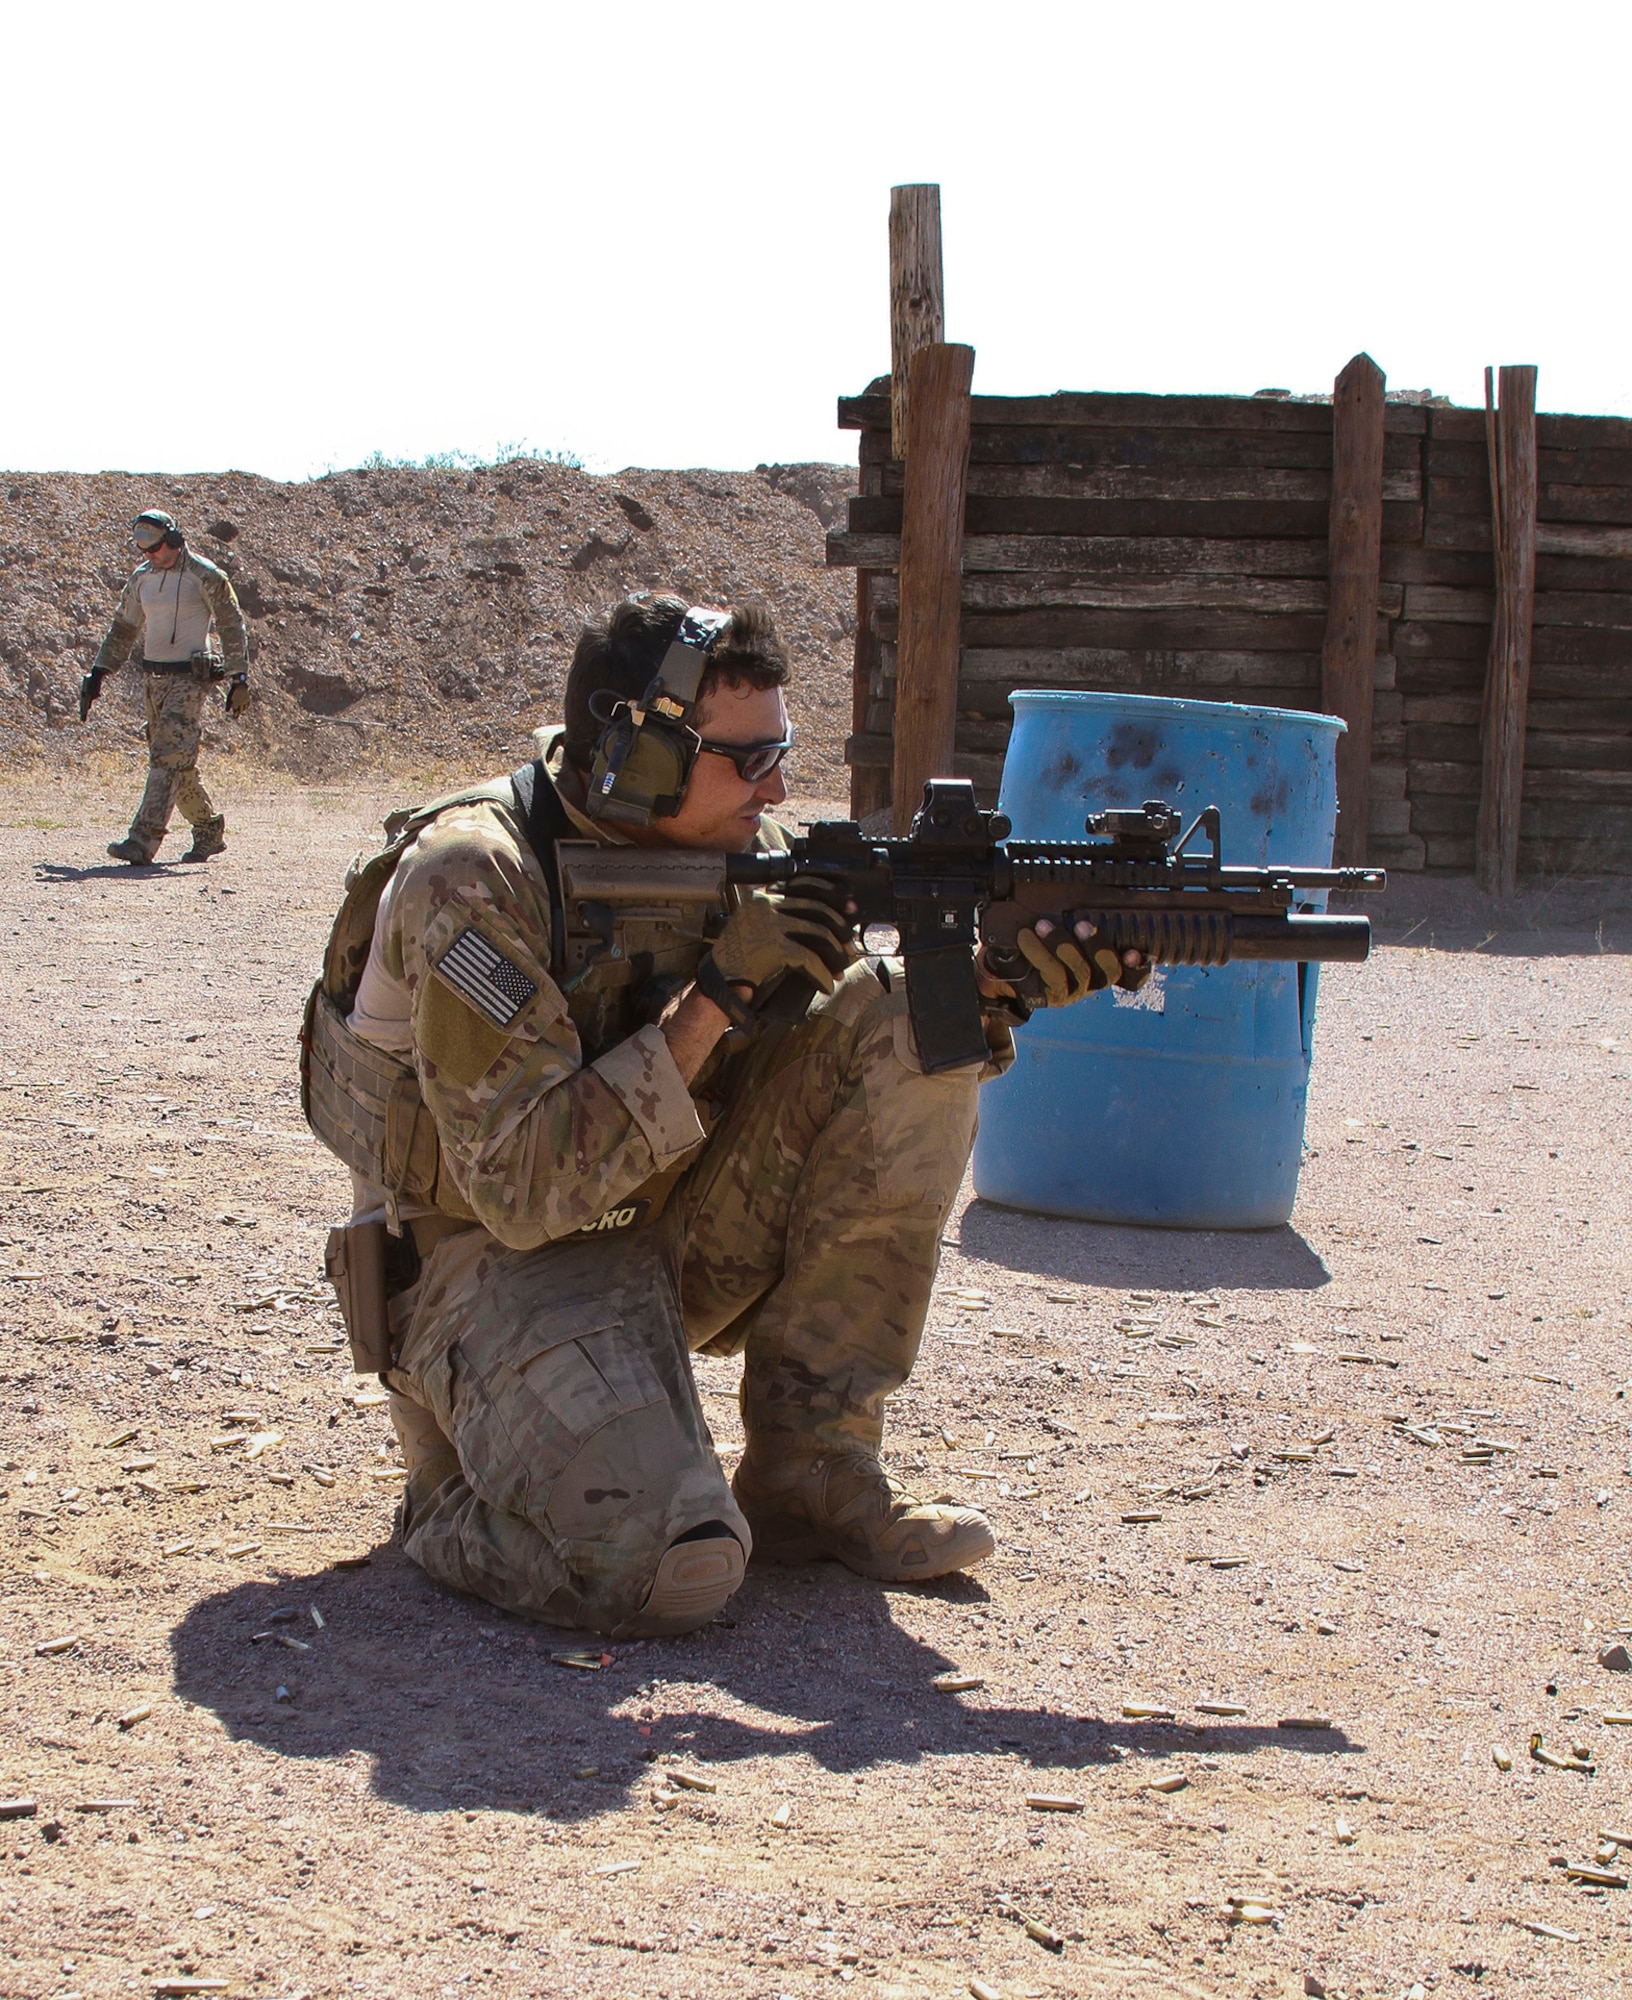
[{"x1": 92, "y1": 550, "x2": 249, "y2": 673}]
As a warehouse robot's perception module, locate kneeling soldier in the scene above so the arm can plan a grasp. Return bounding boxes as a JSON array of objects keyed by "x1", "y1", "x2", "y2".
[{"x1": 302, "y1": 595, "x2": 1140, "y2": 1636}]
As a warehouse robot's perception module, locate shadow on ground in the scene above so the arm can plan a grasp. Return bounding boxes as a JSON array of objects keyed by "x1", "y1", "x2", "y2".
[
  {"x1": 956, "y1": 1201, "x2": 1330, "y2": 1293},
  {"x1": 35, "y1": 859, "x2": 188, "y2": 883},
  {"x1": 170, "y1": 1550, "x2": 1359, "y2": 1819}
]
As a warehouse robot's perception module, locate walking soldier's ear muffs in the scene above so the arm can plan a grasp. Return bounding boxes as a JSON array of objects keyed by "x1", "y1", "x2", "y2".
[
  {"x1": 585, "y1": 606, "x2": 731, "y2": 827},
  {"x1": 133, "y1": 509, "x2": 184, "y2": 553}
]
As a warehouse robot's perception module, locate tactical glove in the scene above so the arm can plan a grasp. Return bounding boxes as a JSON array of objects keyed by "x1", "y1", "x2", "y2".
[
  {"x1": 991, "y1": 917, "x2": 1151, "y2": 1011},
  {"x1": 696, "y1": 889, "x2": 859, "y2": 1028},
  {"x1": 78, "y1": 669, "x2": 105, "y2": 723},
  {"x1": 224, "y1": 675, "x2": 251, "y2": 717}
]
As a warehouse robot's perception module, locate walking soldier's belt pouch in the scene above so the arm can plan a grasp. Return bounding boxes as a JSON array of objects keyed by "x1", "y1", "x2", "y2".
[{"x1": 324, "y1": 1221, "x2": 394, "y2": 1375}]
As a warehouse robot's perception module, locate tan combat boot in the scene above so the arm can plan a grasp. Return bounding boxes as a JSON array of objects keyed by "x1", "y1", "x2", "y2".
[
  {"x1": 181, "y1": 814, "x2": 226, "y2": 863},
  {"x1": 389, "y1": 1390, "x2": 461, "y2": 1535},
  {"x1": 733, "y1": 1445, "x2": 995, "y2": 1582}
]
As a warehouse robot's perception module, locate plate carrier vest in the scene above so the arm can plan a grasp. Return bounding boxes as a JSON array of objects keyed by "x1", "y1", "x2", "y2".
[{"x1": 298, "y1": 757, "x2": 724, "y2": 1230}]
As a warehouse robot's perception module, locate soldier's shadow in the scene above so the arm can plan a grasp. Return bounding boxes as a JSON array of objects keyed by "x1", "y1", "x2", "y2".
[
  {"x1": 34, "y1": 860, "x2": 186, "y2": 883},
  {"x1": 170, "y1": 1542, "x2": 1358, "y2": 1821}
]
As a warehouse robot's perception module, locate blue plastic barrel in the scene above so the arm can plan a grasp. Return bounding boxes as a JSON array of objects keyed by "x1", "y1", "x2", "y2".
[{"x1": 972, "y1": 691, "x2": 1345, "y2": 1229}]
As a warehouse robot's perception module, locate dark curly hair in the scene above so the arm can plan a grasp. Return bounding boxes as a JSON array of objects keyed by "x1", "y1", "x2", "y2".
[{"x1": 562, "y1": 594, "x2": 789, "y2": 772}]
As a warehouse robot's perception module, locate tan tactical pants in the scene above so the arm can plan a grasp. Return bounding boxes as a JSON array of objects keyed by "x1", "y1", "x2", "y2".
[
  {"x1": 385, "y1": 956, "x2": 982, "y2": 1632},
  {"x1": 127, "y1": 673, "x2": 216, "y2": 854}
]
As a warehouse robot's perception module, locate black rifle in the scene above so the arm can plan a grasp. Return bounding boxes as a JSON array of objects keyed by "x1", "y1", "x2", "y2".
[{"x1": 726, "y1": 779, "x2": 1384, "y2": 1074}]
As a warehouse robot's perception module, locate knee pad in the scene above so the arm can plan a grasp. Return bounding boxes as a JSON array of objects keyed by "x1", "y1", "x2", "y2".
[{"x1": 621, "y1": 1522, "x2": 746, "y2": 1637}]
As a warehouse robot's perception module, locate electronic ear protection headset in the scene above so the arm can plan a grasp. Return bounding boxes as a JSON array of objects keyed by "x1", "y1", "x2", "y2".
[
  {"x1": 585, "y1": 605, "x2": 732, "y2": 826},
  {"x1": 132, "y1": 509, "x2": 185, "y2": 553}
]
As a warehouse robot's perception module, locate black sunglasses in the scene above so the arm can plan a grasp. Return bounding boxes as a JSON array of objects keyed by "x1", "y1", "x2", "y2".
[{"x1": 695, "y1": 735, "x2": 792, "y2": 782}]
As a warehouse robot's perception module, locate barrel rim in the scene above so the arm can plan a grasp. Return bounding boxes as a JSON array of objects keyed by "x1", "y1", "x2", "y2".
[{"x1": 1006, "y1": 688, "x2": 1347, "y2": 735}]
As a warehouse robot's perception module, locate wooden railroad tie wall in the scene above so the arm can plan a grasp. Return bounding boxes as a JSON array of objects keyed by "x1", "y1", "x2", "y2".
[{"x1": 831, "y1": 378, "x2": 1632, "y2": 877}]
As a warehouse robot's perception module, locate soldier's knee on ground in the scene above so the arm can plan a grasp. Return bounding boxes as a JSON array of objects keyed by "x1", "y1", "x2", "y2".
[{"x1": 615, "y1": 1519, "x2": 748, "y2": 1639}]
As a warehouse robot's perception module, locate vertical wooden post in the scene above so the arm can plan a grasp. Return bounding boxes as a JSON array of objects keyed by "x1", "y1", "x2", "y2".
[
  {"x1": 1476, "y1": 365, "x2": 1539, "y2": 897},
  {"x1": 1320, "y1": 353, "x2": 1387, "y2": 867},
  {"x1": 849, "y1": 572, "x2": 890, "y2": 820},
  {"x1": 889, "y1": 185, "x2": 944, "y2": 463},
  {"x1": 893, "y1": 342, "x2": 974, "y2": 832}
]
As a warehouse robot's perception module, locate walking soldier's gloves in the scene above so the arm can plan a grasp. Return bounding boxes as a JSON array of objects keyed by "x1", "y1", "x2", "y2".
[
  {"x1": 78, "y1": 669, "x2": 105, "y2": 723},
  {"x1": 1014, "y1": 917, "x2": 1151, "y2": 1006},
  {"x1": 696, "y1": 886, "x2": 859, "y2": 1030},
  {"x1": 224, "y1": 675, "x2": 251, "y2": 717}
]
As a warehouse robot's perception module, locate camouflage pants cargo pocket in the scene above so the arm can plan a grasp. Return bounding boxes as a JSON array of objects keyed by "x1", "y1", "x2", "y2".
[{"x1": 389, "y1": 1226, "x2": 745, "y2": 1632}]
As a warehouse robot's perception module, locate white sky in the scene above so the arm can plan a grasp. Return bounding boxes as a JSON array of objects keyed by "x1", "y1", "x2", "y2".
[{"x1": 4, "y1": 0, "x2": 1627, "y2": 481}]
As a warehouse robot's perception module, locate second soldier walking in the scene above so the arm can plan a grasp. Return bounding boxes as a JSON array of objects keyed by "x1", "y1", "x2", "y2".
[{"x1": 81, "y1": 507, "x2": 250, "y2": 864}]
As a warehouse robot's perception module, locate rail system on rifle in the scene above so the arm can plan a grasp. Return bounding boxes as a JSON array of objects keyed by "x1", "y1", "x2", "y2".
[{"x1": 557, "y1": 778, "x2": 1386, "y2": 1076}]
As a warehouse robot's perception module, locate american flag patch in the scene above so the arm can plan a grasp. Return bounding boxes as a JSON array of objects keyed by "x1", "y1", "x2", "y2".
[{"x1": 435, "y1": 927, "x2": 537, "y2": 1028}]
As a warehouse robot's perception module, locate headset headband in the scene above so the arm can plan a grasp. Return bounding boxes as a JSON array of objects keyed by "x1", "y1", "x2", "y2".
[{"x1": 646, "y1": 606, "x2": 731, "y2": 717}]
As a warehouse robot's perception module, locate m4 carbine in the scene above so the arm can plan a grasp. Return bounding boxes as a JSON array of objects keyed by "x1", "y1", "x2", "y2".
[{"x1": 556, "y1": 778, "x2": 1385, "y2": 1076}]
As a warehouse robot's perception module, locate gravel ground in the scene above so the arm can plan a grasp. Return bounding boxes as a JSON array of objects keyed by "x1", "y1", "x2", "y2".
[{"x1": 0, "y1": 777, "x2": 1628, "y2": 2000}]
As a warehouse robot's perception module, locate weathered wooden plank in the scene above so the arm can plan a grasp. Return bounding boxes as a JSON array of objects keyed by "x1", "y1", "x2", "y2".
[
  {"x1": 1517, "y1": 834, "x2": 1632, "y2": 872},
  {"x1": 1424, "y1": 504, "x2": 1632, "y2": 552},
  {"x1": 1393, "y1": 619, "x2": 1489, "y2": 660},
  {"x1": 893, "y1": 342, "x2": 974, "y2": 832},
  {"x1": 1532, "y1": 624, "x2": 1632, "y2": 665},
  {"x1": 833, "y1": 527, "x2": 1335, "y2": 578},
  {"x1": 1429, "y1": 407, "x2": 1492, "y2": 445},
  {"x1": 850, "y1": 571, "x2": 888, "y2": 821},
  {"x1": 1476, "y1": 366, "x2": 1540, "y2": 895},
  {"x1": 1522, "y1": 767, "x2": 1632, "y2": 801},
  {"x1": 873, "y1": 605, "x2": 1339, "y2": 654},
  {"x1": 1369, "y1": 797, "x2": 1413, "y2": 836},
  {"x1": 890, "y1": 185, "x2": 944, "y2": 462},
  {"x1": 843, "y1": 390, "x2": 1329, "y2": 434},
  {"x1": 1526, "y1": 697, "x2": 1632, "y2": 731},
  {"x1": 861, "y1": 420, "x2": 1418, "y2": 474},
  {"x1": 1382, "y1": 546, "x2": 1493, "y2": 587},
  {"x1": 1370, "y1": 831, "x2": 1428, "y2": 871},
  {"x1": 1409, "y1": 722, "x2": 1481, "y2": 763},
  {"x1": 1401, "y1": 583, "x2": 1632, "y2": 629},
  {"x1": 864, "y1": 568, "x2": 1375, "y2": 618},
  {"x1": 1431, "y1": 436, "x2": 1632, "y2": 489},
  {"x1": 946, "y1": 646, "x2": 1324, "y2": 690},
  {"x1": 1525, "y1": 731, "x2": 1632, "y2": 771},
  {"x1": 1536, "y1": 412, "x2": 1632, "y2": 451},
  {"x1": 877, "y1": 462, "x2": 1422, "y2": 505},
  {"x1": 840, "y1": 388, "x2": 1429, "y2": 434},
  {"x1": 1396, "y1": 661, "x2": 1484, "y2": 700},
  {"x1": 1402, "y1": 695, "x2": 1483, "y2": 726},
  {"x1": 1411, "y1": 795, "x2": 1480, "y2": 835},
  {"x1": 1424, "y1": 835, "x2": 1476, "y2": 872},
  {"x1": 1322, "y1": 354, "x2": 1386, "y2": 866},
  {"x1": 1407, "y1": 759, "x2": 1483, "y2": 798},
  {"x1": 1536, "y1": 525, "x2": 1632, "y2": 560},
  {"x1": 843, "y1": 493, "x2": 1338, "y2": 542}
]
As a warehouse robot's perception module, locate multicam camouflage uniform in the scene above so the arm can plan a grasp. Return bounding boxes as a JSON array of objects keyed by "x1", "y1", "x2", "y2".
[
  {"x1": 303, "y1": 748, "x2": 1012, "y2": 1635},
  {"x1": 92, "y1": 551, "x2": 247, "y2": 858}
]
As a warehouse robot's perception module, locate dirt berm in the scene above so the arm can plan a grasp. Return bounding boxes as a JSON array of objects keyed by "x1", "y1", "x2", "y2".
[{"x1": 0, "y1": 457, "x2": 858, "y2": 793}]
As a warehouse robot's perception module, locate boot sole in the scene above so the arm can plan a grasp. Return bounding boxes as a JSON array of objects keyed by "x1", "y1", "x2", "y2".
[{"x1": 635, "y1": 1535, "x2": 746, "y2": 1633}]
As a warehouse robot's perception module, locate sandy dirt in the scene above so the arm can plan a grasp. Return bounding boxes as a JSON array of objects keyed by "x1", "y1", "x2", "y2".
[{"x1": 0, "y1": 772, "x2": 1629, "y2": 2000}]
